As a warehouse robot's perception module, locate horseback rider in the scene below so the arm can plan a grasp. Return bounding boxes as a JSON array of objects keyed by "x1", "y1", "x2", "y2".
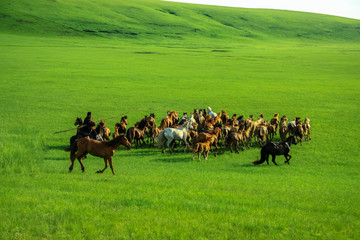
[
  {"x1": 82, "y1": 112, "x2": 96, "y2": 139},
  {"x1": 207, "y1": 107, "x2": 217, "y2": 118}
]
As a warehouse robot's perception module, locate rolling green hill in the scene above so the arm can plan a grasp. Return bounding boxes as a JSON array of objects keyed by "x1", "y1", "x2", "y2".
[
  {"x1": 1, "y1": 0, "x2": 360, "y2": 43},
  {"x1": 1, "y1": 1, "x2": 360, "y2": 239}
]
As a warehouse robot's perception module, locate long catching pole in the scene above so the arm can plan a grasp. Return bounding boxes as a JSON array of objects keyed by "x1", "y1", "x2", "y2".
[{"x1": 53, "y1": 107, "x2": 164, "y2": 134}]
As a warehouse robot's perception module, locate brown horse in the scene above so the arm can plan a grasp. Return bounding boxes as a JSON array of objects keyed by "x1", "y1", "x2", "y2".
[
  {"x1": 255, "y1": 124, "x2": 268, "y2": 147},
  {"x1": 148, "y1": 126, "x2": 161, "y2": 146},
  {"x1": 197, "y1": 131, "x2": 219, "y2": 156},
  {"x1": 113, "y1": 116, "x2": 128, "y2": 139},
  {"x1": 96, "y1": 120, "x2": 111, "y2": 140},
  {"x1": 270, "y1": 113, "x2": 279, "y2": 134},
  {"x1": 279, "y1": 116, "x2": 288, "y2": 142},
  {"x1": 192, "y1": 140, "x2": 212, "y2": 161},
  {"x1": 288, "y1": 118, "x2": 304, "y2": 144},
  {"x1": 69, "y1": 135, "x2": 131, "y2": 175},
  {"x1": 126, "y1": 116, "x2": 152, "y2": 146},
  {"x1": 160, "y1": 111, "x2": 178, "y2": 129},
  {"x1": 221, "y1": 109, "x2": 229, "y2": 125},
  {"x1": 227, "y1": 130, "x2": 246, "y2": 153}
]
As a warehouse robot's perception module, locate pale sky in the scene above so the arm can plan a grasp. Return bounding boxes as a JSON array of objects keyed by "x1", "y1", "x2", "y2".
[{"x1": 164, "y1": 0, "x2": 360, "y2": 20}]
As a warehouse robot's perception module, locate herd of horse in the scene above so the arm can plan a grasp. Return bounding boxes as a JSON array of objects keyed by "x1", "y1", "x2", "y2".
[{"x1": 69, "y1": 109, "x2": 311, "y2": 174}]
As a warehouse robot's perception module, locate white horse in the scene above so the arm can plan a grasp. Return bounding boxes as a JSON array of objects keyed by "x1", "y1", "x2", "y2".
[{"x1": 157, "y1": 115, "x2": 196, "y2": 153}]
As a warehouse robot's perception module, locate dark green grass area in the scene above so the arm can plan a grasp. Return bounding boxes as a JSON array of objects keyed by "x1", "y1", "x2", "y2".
[{"x1": 1, "y1": 0, "x2": 360, "y2": 239}]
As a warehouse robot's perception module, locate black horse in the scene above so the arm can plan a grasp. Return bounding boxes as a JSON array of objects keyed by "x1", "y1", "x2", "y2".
[{"x1": 252, "y1": 136, "x2": 297, "y2": 165}]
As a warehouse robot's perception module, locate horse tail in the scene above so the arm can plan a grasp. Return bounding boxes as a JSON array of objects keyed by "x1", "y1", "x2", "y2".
[
  {"x1": 252, "y1": 146, "x2": 267, "y2": 165},
  {"x1": 156, "y1": 130, "x2": 166, "y2": 148},
  {"x1": 126, "y1": 127, "x2": 135, "y2": 143},
  {"x1": 70, "y1": 139, "x2": 78, "y2": 160}
]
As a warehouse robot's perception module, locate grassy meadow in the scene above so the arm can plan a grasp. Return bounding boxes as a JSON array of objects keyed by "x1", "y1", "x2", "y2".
[{"x1": 1, "y1": 0, "x2": 360, "y2": 239}]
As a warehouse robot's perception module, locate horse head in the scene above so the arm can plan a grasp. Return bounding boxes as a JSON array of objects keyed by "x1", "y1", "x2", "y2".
[
  {"x1": 121, "y1": 116, "x2": 128, "y2": 125},
  {"x1": 74, "y1": 117, "x2": 82, "y2": 126},
  {"x1": 121, "y1": 135, "x2": 132, "y2": 150},
  {"x1": 99, "y1": 120, "x2": 105, "y2": 127}
]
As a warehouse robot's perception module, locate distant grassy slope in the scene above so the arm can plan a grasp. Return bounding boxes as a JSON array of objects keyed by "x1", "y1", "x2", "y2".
[{"x1": 1, "y1": 0, "x2": 360, "y2": 43}]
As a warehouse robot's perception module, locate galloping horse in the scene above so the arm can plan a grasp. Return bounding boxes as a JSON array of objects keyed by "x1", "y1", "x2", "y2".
[
  {"x1": 70, "y1": 117, "x2": 104, "y2": 150},
  {"x1": 69, "y1": 135, "x2": 131, "y2": 175},
  {"x1": 252, "y1": 136, "x2": 297, "y2": 165},
  {"x1": 157, "y1": 117, "x2": 196, "y2": 153}
]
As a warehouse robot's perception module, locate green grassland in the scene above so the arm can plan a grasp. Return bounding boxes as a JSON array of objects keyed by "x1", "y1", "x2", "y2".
[{"x1": 1, "y1": 0, "x2": 360, "y2": 239}]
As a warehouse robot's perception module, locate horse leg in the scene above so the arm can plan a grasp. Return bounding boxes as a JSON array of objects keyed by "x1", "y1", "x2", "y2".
[
  {"x1": 271, "y1": 155, "x2": 278, "y2": 166},
  {"x1": 69, "y1": 156, "x2": 76, "y2": 172},
  {"x1": 192, "y1": 150, "x2": 196, "y2": 161},
  {"x1": 284, "y1": 154, "x2": 292, "y2": 164},
  {"x1": 214, "y1": 142, "x2": 218, "y2": 156},
  {"x1": 183, "y1": 138, "x2": 188, "y2": 152},
  {"x1": 77, "y1": 156, "x2": 85, "y2": 172},
  {"x1": 108, "y1": 157, "x2": 115, "y2": 175},
  {"x1": 166, "y1": 137, "x2": 174, "y2": 154},
  {"x1": 141, "y1": 136, "x2": 146, "y2": 146},
  {"x1": 235, "y1": 141, "x2": 240, "y2": 154},
  {"x1": 177, "y1": 140, "x2": 183, "y2": 152},
  {"x1": 241, "y1": 140, "x2": 246, "y2": 151},
  {"x1": 97, "y1": 158, "x2": 108, "y2": 173}
]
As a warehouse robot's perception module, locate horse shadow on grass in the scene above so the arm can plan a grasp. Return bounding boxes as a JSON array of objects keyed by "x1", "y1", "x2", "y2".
[
  {"x1": 151, "y1": 156, "x2": 192, "y2": 163},
  {"x1": 44, "y1": 157, "x2": 65, "y2": 161},
  {"x1": 45, "y1": 145, "x2": 70, "y2": 152}
]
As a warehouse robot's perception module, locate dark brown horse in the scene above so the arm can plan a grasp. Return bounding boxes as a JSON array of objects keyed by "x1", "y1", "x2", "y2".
[
  {"x1": 126, "y1": 116, "x2": 152, "y2": 147},
  {"x1": 252, "y1": 136, "x2": 297, "y2": 165},
  {"x1": 74, "y1": 117, "x2": 83, "y2": 133},
  {"x1": 69, "y1": 135, "x2": 131, "y2": 175}
]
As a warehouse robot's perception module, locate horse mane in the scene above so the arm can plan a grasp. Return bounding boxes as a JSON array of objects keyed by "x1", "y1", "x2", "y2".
[{"x1": 104, "y1": 135, "x2": 125, "y2": 146}]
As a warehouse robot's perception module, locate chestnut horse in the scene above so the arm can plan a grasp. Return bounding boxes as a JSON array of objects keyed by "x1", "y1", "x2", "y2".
[
  {"x1": 69, "y1": 135, "x2": 131, "y2": 175},
  {"x1": 160, "y1": 111, "x2": 179, "y2": 129}
]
